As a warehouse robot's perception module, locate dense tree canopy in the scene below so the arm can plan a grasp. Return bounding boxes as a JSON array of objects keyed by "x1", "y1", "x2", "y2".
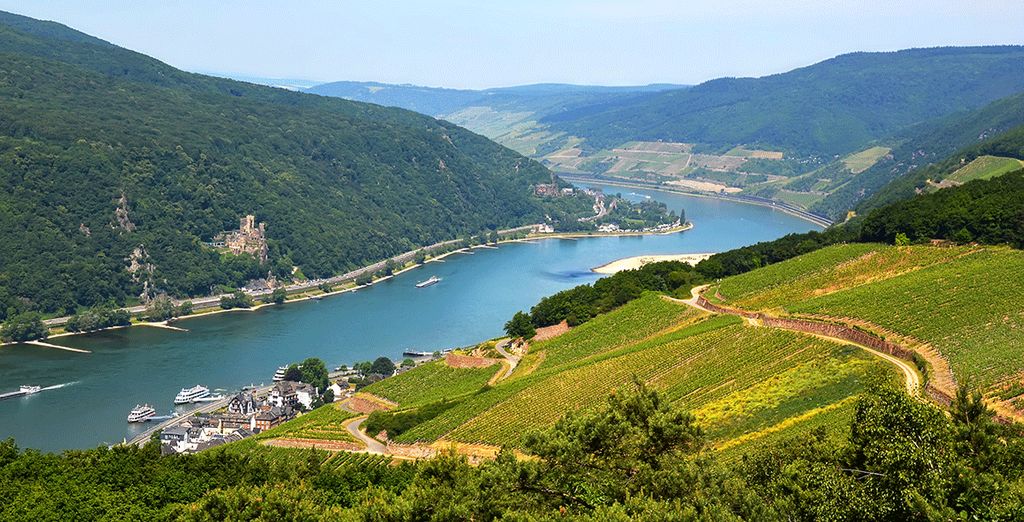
[{"x1": 3, "y1": 382, "x2": 1024, "y2": 519}]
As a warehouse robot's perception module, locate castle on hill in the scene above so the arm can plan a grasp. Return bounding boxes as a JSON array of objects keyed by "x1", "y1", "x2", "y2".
[{"x1": 214, "y1": 215, "x2": 268, "y2": 263}]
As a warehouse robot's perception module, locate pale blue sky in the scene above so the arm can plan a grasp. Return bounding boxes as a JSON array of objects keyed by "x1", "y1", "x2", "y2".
[{"x1": 2, "y1": 1, "x2": 1022, "y2": 88}]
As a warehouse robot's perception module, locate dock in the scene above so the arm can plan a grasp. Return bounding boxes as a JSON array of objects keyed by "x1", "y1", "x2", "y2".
[
  {"x1": 139, "y1": 322, "x2": 189, "y2": 332},
  {"x1": 25, "y1": 340, "x2": 91, "y2": 354}
]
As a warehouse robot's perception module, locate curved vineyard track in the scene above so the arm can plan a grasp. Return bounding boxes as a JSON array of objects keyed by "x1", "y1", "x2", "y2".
[{"x1": 673, "y1": 287, "x2": 922, "y2": 397}]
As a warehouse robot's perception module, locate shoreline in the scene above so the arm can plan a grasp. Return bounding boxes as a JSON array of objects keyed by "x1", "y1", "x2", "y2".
[
  {"x1": 592, "y1": 252, "x2": 715, "y2": 274},
  {"x1": 8, "y1": 221, "x2": 695, "y2": 347},
  {"x1": 560, "y1": 174, "x2": 833, "y2": 228}
]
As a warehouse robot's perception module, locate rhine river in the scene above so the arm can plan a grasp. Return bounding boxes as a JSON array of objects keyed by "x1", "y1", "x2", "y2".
[{"x1": 0, "y1": 184, "x2": 819, "y2": 451}]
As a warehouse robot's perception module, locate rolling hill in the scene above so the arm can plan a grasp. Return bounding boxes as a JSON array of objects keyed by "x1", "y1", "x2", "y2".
[{"x1": 0, "y1": 11, "x2": 559, "y2": 317}]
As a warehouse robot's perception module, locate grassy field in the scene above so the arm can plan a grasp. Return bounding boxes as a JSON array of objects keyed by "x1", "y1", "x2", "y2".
[
  {"x1": 362, "y1": 358, "x2": 500, "y2": 408},
  {"x1": 946, "y1": 155, "x2": 1024, "y2": 184},
  {"x1": 842, "y1": 146, "x2": 891, "y2": 174}
]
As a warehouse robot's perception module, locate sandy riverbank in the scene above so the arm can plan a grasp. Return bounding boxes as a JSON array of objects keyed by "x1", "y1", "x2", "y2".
[{"x1": 592, "y1": 253, "x2": 714, "y2": 274}]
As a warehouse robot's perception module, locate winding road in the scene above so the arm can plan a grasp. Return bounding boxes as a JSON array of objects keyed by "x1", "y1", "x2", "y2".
[{"x1": 342, "y1": 415, "x2": 387, "y2": 454}]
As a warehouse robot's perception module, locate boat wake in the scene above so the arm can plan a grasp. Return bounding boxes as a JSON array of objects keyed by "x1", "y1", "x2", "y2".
[{"x1": 41, "y1": 381, "x2": 79, "y2": 391}]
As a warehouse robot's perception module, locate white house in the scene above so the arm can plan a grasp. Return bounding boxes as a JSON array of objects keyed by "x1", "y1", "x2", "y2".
[
  {"x1": 295, "y1": 382, "x2": 318, "y2": 409},
  {"x1": 327, "y1": 382, "x2": 345, "y2": 402}
]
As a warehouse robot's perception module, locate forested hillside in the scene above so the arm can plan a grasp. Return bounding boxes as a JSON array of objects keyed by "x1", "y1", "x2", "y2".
[
  {"x1": 0, "y1": 12, "x2": 558, "y2": 317},
  {"x1": 541, "y1": 46, "x2": 1024, "y2": 156},
  {"x1": 850, "y1": 119, "x2": 1024, "y2": 217}
]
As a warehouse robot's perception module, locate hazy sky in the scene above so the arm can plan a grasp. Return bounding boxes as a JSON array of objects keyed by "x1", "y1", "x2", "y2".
[{"x1": 2, "y1": 1, "x2": 1022, "y2": 89}]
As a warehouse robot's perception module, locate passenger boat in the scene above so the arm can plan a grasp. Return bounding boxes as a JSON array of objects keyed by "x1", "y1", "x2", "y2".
[
  {"x1": 173, "y1": 384, "x2": 210, "y2": 404},
  {"x1": 127, "y1": 404, "x2": 157, "y2": 423},
  {"x1": 415, "y1": 275, "x2": 441, "y2": 288},
  {"x1": 273, "y1": 366, "x2": 288, "y2": 382}
]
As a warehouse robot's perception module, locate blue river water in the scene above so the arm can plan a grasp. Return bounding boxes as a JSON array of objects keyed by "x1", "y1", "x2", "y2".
[{"x1": 0, "y1": 184, "x2": 819, "y2": 451}]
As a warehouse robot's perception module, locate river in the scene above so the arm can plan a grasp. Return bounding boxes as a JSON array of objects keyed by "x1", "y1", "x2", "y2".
[{"x1": 0, "y1": 183, "x2": 819, "y2": 451}]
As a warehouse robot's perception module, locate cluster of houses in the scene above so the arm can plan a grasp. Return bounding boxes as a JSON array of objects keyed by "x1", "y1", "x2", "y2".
[{"x1": 159, "y1": 379, "x2": 349, "y2": 455}]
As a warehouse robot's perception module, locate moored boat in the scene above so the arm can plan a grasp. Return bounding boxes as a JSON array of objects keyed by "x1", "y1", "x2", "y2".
[
  {"x1": 173, "y1": 384, "x2": 210, "y2": 404},
  {"x1": 127, "y1": 404, "x2": 157, "y2": 423}
]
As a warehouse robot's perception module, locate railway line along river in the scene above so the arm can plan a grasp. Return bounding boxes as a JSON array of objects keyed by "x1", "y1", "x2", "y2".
[{"x1": 0, "y1": 183, "x2": 820, "y2": 451}]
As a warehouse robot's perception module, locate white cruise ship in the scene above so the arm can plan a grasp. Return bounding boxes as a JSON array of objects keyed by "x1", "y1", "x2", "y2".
[
  {"x1": 273, "y1": 366, "x2": 288, "y2": 382},
  {"x1": 174, "y1": 384, "x2": 210, "y2": 404},
  {"x1": 127, "y1": 404, "x2": 156, "y2": 423}
]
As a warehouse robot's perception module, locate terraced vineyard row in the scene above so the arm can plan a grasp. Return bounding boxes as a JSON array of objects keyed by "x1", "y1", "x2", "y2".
[
  {"x1": 790, "y1": 247, "x2": 1024, "y2": 389},
  {"x1": 716, "y1": 244, "x2": 970, "y2": 310},
  {"x1": 531, "y1": 292, "x2": 702, "y2": 371},
  {"x1": 362, "y1": 359, "x2": 499, "y2": 407},
  {"x1": 690, "y1": 349, "x2": 881, "y2": 441}
]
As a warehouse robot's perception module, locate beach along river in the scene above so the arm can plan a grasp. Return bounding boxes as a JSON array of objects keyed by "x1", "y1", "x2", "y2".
[{"x1": 0, "y1": 184, "x2": 819, "y2": 451}]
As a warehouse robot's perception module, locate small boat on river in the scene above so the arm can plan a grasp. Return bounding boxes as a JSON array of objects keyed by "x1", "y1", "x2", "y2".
[
  {"x1": 0, "y1": 385, "x2": 42, "y2": 400},
  {"x1": 415, "y1": 275, "x2": 441, "y2": 288}
]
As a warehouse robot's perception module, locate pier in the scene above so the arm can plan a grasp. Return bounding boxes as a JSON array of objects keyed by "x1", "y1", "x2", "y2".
[{"x1": 25, "y1": 340, "x2": 91, "y2": 354}]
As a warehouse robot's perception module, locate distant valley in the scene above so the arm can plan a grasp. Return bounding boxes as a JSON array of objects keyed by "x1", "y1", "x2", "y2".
[{"x1": 305, "y1": 47, "x2": 1024, "y2": 221}]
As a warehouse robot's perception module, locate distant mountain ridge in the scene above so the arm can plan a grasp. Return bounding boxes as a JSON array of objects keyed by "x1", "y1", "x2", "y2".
[
  {"x1": 305, "y1": 81, "x2": 686, "y2": 117},
  {"x1": 542, "y1": 46, "x2": 1024, "y2": 156}
]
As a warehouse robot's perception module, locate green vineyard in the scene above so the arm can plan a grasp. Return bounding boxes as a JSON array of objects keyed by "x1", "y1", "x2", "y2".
[
  {"x1": 715, "y1": 242, "x2": 1024, "y2": 396},
  {"x1": 362, "y1": 358, "x2": 500, "y2": 407},
  {"x1": 790, "y1": 247, "x2": 1024, "y2": 389},
  {"x1": 716, "y1": 243, "x2": 969, "y2": 311},
  {"x1": 321, "y1": 451, "x2": 393, "y2": 471},
  {"x1": 444, "y1": 322, "x2": 888, "y2": 447},
  {"x1": 527, "y1": 293, "x2": 703, "y2": 371},
  {"x1": 249, "y1": 403, "x2": 357, "y2": 443}
]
